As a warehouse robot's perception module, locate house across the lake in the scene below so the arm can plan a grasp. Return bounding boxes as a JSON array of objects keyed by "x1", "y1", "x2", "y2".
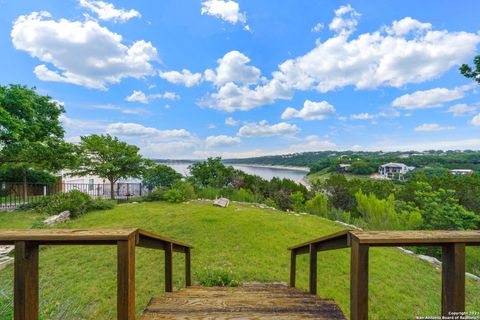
[
  {"x1": 337, "y1": 163, "x2": 351, "y2": 173},
  {"x1": 450, "y1": 169, "x2": 474, "y2": 175},
  {"x1": 378, "y1": 163, "x2": 415, "y2": 180}
]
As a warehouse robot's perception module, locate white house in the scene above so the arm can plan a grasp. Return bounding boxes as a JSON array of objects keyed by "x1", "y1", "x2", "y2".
[
  {"x1": 378, "y1": 163, "x2": 414, "y2": 180},
  {"x1": 450, "y1": 169, "x2": 473, "y2": 175}
]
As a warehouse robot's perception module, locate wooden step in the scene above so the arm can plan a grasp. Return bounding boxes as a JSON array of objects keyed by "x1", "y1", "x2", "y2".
[{"x1": 141, "y1": 283, "x2": 346, "y2": 319}]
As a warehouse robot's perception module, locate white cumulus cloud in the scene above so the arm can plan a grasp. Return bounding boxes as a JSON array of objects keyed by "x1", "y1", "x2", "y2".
[
  {"x1": 201, "y1": 7, "x2": 480, "y2": 111},
  {"x1": 414, "y1": 123, "x2": 454, "y2": 132},
  {"x1": 204, "y1": 51, "x2": 261, "y2": 86},
  {"x1": 12, "y1": 12, "x2": 158, "y2": 90},
  {"x1": 470, "y1": 114, "x2": 480, "y2": 127},
  {"x1": 225, "y1": 117, "x2": 239, "y2": 126},
  {"x1": 159, "y1": 69, "x2": 202, "y2": 87},
  {"x1": 350, "y1": 113, "x2": 377, "y2": 120},
  {"x1": 125, "y1": 90, "x2": 180, "y2": 103},
  {"x1": 201, "y1": 0, "x2": 248, "y2": 29},
  {"x1": 205, "y1": 135, "x2": 241, "y2": 148},
  {"x1": 237, "y1": 120, "x2": 299, "y2": 137},
  {"x1": 329, "y1": 4, "x2": 360, "y2": 36},
  {"x1": 79, "y1": 0, "x2": 141, "y2": 23},
  {"x1": 392, "y1": 86, "x2": 469, "y2": 110},
  {"x1": 281, "y1": 100, "x2": 336, "y2": 121},
  {"x1": 446, "y1": 103, "x2": 477, "y2": 116},
  {"x1": 106, "y1": 122, "x2": 191, "y2": 139}
]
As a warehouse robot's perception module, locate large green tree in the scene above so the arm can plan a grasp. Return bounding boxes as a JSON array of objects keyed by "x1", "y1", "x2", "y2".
[
  {"x1": 142, "y1": 164, "x2": 182, "y2": 190},
  {"x1": 0, "y1": 84, "x2": 75, "y2": 198},
  {"x1": 460, "y1": 56, "x2": 480, "y2": 84},
  {"x1": 71, "y1": 134, "x2": 151, "y2": 199}
]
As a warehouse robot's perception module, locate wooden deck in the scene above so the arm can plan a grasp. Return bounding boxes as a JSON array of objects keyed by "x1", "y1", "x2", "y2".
[{"x1": 141, "y1": 283, "x2": 346, "y2": 319}]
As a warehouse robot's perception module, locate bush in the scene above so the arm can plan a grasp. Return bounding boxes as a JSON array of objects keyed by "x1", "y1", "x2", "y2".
[
  {"x1": 196, "y1": 187, "x2": 225, "y2": 199},
  {"x1": 143, "y1": 188, "x2": 166, "y2": 202},
  {"x1": 31, "y1": 190, "x2": 91, "y2": 218},
  {"x1": 305, "y1": 193, "x2": 328, "y2": 216},
  {"x1": 289, "y1": 191, "x2": 305, "y2": 212},
  {"x1": 173, "y1": 180, "x2": 196, "y2": 201},
  {"x1": 195, "y1": 268, "x2": 240, "y2": 287},
  {"x1": 230, "y1": 188, "x2": 259, "y2": 203},
  {"x1": 87, "y1": 199, "x2": 116, "y2": 211},
  {"x1": 164, "y1": 188, "x2": 183, "y2": 203},
  {"x1": 355, "y1": 191, "x2": 400, "y2": 230},
  {"x1": 263, "y1": 198, "x2": 276, "y2": 208}
]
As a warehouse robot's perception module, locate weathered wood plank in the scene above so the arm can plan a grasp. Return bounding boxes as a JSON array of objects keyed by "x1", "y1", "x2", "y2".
[
  {"x1": 165, "y1": 242, "x2": 173, "y2": 292},
  {"x1": 309, "y1": 244, "x2": 317, "y2": 295},
  {"x1": 117, "y1": 239, "x2": 136, "y2": 320},
  {"x1": 442, "y1": 243, "x2": 465, "y2": 316},
  {"x1": 290, "y1": 250, "x2": 296, "y2": 288},
  {"x1": 141, "y1": 284, "x2": 345, "y2": 320},
  {"x1": 350, "y1": 239, "x2": 369, "y2": 320},
  {"x1": 14, "y1": 241, "x2": 39, "y2": 320},
  {"x1": 185, "y1": 247, "x2": 191, "y2": 287},
  {"x1": 0, "y1": 229, "x2": 193, "y2": 249},
  {"x1": 350, "y1": 230, "x2": 480, "y2": 245}
]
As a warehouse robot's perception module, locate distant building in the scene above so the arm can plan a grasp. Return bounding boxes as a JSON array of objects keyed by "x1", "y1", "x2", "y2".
[
  {"x1": 337, "y1": 164, "x2": 351, "y2": 173},
  {"x1": 378, "y1": 163, "x2": 414, "y2": 180},
  {"x1": 450, "y1": 169, "x2": 473, "y2": 175}
]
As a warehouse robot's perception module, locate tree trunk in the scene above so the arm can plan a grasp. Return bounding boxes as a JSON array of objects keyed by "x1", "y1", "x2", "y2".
[
  {"x1": 22, "y1": 167, "x2": 28, "y2": 200},
  {"x1": 110, "y1": 180, "x2": 115, "y2": 200}
]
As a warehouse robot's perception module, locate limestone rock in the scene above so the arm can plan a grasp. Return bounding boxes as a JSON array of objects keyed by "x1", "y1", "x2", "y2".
[
  {"x1": 213, "y1": 198, "x2": 230, "y2": 208},
  {"x1": 44, "y1": 210, "x2": 71, "y2": 225}
]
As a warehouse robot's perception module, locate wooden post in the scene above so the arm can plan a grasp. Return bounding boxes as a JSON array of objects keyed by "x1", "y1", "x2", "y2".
[
  {"x1": 442, "y1": 243, "x2": 465, "y2": 316},
  {"x1": 309, "y1": 244, "x2": 317, "y2": 295},
  {"x1": 185, "y1": 247, "x2": 191, "y2": 287},
  {"x1": 350, "y1": 239, "x2": 369, "y2": 320},
  {"x1": 14, "y1": 241, "x2": 39, "y2": 320},
  {"x1": 165, "y1": 242, "x2": 173, "y2": 292},
  {"x1": 289, "y1": 250, "x2": 296, "y2": 288},
  {"x1": 117, "y1": 239, "x2": 135, "y2": 320}
]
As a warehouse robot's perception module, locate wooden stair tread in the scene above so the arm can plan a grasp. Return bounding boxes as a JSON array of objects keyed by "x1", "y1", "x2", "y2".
[{"x1": 141, "y1": 284, "x2": 346, "y2": 320}]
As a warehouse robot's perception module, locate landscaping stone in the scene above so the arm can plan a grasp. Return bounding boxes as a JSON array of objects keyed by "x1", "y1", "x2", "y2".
[
  {"x1": 44, "y1": 210, "x2": 71, "y2": 225},
  {"x1": 213, "y1": 198, "x2": 230, "y2": 208}
]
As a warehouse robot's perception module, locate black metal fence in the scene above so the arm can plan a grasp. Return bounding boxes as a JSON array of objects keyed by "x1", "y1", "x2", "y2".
[{"x1": 0, "y1": 182, "x2": 148, "y2": 210}]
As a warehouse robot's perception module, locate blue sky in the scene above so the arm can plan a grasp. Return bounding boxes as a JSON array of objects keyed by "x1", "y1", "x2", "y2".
[{"x1": 1, "y1": 0, "x2": 480, "y2": 159}]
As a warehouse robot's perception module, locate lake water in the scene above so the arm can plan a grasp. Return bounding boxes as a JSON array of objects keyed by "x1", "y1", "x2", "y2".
[{"x1": 163, "y1": 163, "x2": 308, "y2": 184}]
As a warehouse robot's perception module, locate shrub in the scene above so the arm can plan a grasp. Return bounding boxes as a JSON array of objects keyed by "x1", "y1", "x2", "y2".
[
  {"x1": 87, "y1": 199, "x2": 116, "y2": 211},
  {"x1": 230, "y1": 188, "x2": 258, "y2": 203},
  {"x1": 196, "y1": 187, "x2": 224, "y2": 199},
  {"x1": 305, "y1": 193, "x2": 328, "y2": 216},
  {"x1": 31, "y1": 190, "x2": 91, "y2": 218},
  {"x1": 355, "y1": 191, "x2": 400, "y2": 230},
  {"x1": 196, "y1": 268, "x2": 240, "y2": 287},
  {"x1": 164, "y1": 188, "x2": 183, "y2": 203},
  {"x1": 289, "y1": 191, "x2": 305, "y2": 212},
  {"x1": 263, "y1": 198, "x2": 276, "y2": 208},
  {"x1": 143, "y1": 188, "x2": 166, "y2": 202},
  {"x1": 173, "y1": 180, "x2": 196, "y2": 201}
]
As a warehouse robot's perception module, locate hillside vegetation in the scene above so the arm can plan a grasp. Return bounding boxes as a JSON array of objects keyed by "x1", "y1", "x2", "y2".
[{"x1": 0, "y1": 201, "x2": 479, "y2": 319}]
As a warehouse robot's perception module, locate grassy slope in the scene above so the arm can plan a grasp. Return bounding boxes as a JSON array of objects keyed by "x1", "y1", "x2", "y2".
[{"x1": 0, "y1": 201, "x2": 479, "y2": 319}]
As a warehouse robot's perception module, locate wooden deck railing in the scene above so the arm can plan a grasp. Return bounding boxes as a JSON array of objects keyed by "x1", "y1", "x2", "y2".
[
  {"x1": 0, "y1": 228, "x2": 193, "y2": 320},
  {"x1": 288, "y1": 230, "x2": 480, "y2": 320}
]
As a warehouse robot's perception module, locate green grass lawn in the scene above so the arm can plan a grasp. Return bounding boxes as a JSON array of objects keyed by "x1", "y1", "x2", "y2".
[
  {"x1": 0, "y1": 201, "x2": 479, "y2": 319},
  {"x1": 307, "y1": 171, "x2": 373, "y2": 184}
]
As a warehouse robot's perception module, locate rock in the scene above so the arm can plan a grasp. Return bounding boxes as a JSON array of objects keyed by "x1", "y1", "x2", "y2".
[
  {"x1": 43, "y1": 210, "x2": 70, "y2": 225},
  {"x1": 417, "y1": 254, "x2": 442, "y2": 265},
  {"x1": 467, "y1": 273, "x2": 480, "y2": 281},
  {"x1": 0, "y1": 245, "x2": 14, "y2": 256},
  {"x1": 213, "y1": 198, "x2": 230, "y2": 208},
  {"x1": 0, "y1": 256, "x2": 13, "y2": 271}
]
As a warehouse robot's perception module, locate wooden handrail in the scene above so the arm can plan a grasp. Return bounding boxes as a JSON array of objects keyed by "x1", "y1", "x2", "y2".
[
  {"x1": 288, "y1": 229, "x2": 480, "y2": 320},
  {"x1": 0, "y1": 228, "x2": 193, "y2": 320}
]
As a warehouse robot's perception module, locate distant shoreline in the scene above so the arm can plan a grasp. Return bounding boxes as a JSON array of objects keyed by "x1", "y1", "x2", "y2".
[{"x1": 231, "y1": 163, "x2": 310, "y2": 172}]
